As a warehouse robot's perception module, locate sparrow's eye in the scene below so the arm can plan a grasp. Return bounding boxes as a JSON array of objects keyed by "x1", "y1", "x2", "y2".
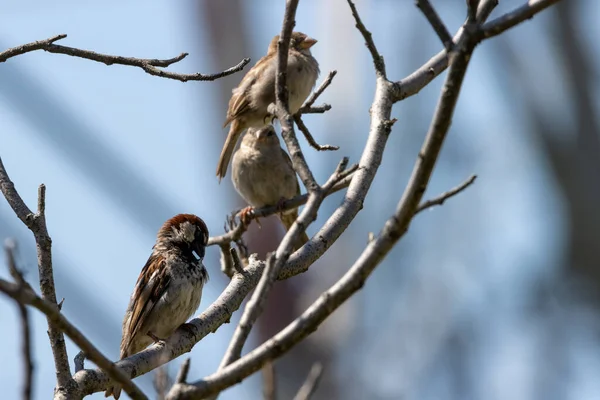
[{"x1": 266, "y1": 129, "x2": 275, "y2": 137}]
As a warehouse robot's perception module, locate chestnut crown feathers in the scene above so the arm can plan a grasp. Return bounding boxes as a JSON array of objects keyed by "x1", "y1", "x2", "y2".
[{"x1": 157, "y1": 214, "x2": 209, "y2": 259}]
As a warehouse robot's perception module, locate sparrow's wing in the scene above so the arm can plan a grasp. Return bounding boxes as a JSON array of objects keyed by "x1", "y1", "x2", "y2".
[
  {"x1": 121, "y1": 253, "x2": 171, "y2": 355},
  {"x1": 224, "y1": 54, "x2": 274, "y2": 127}
]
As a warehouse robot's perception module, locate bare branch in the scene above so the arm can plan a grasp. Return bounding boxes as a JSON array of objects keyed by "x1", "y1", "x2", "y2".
[
  {"x1": 0, "y1": 158, "x2": 75, "y2": 394},
  {"x1": 416, "y1": 0, "x2": 454, "y2": 52},
  {"x1": 0, "y1": 278, "x2": 148, "y2": 399},
  {"x1": 293, "y1": 115, "x2": 339, "y2": 151},
  {"x1": 293, "y1": 363, "x2": 323, "y2": 400},
  {"x1": 230, "y1": 248, "x2": 245, "y2": 274},
  {"x1": 175, "y1": 359, "x2": 192, "y2": 385},
  {"x1": 346, "y1": 0, "x2": 386, "y2": 77},
  {"x1": 154, "y1": 366, "x2": 174, "y2": 400},
  {"x1": 0, "y1": 34, "x2": 250, "y2": 82},
  {"x1": 298, "y1": 70, "x2": 337, "y2": 113},
  {"x1": 415, "y1": 175, "x2": 477, "y2": 214},
  {"x1": 5, "y1": 241, "x2": 34, "y2": 400},
  {"x1": 262, "y1": 362, "x2": 277, "y2": 400},
  {"x1": 217, "y1": 253, "x2": 276, "y2": 371},
  {"x1": 480, "y1": 0, "x2": 562, "y2": 40}
]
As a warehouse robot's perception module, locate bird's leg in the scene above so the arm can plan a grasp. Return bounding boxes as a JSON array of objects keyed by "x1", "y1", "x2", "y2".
[
  {"x1": 276, "y1": 197, "x2": 288, "y2": 218},
  {"x1": 147, "y1": 331, "x2": 166, "y2": 344},
  {"x1": 240, "y1": 206, "x2": 261, "y2": 228}
]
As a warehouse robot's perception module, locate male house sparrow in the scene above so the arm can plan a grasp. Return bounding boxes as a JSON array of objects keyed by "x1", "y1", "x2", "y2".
[
  {"x1": 216, "y1": 31, "x2": 320, "y2": 181},
  {"x1": 231, "y1": 126, "x2": 309, "y2": 251},
  {"x1": 104, "y1": 214, "x2": 209, "y2": 399}
]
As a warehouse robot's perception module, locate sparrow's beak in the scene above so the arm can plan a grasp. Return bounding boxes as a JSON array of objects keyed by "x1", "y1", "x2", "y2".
[
  {"x1": 255, "y1": 127, "x2": 273, "y2": 141},
  {"x1": 191, "y1": 241, "x2": 205, "y2": 260},
  {"x1": 299, "y1": 37, "x2": 317, "y2": 49}
]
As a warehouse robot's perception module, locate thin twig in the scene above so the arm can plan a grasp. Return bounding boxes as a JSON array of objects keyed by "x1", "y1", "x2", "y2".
[
  {"x1": 479, "y1": 0, "x2": 562, "y2": 40},
  {"x1": 74, "y1": 351, "x2": 87, "y2": 373},
  {"x1": 346, "y1": 0, "x2": 386, "y2": 77},
  {"x1": 466, "y1": 0, "x2": 480, "y2": 23},
  {"x1": 154, "y1": 366, "x2": 173, "y2": 400},
  {"x1": 415, "y1": 175, "x2": 477, "y2": 214},
  {"x1": 0, "y1": 34, "x2": 250, "y2": 82},
  {"x1": 322, "y1": 158, "x2": 350, "y2": 192},
  {"x1": 298, "y1": 105, "x2": 332, "y2": 114},
  {"x1": 293, "y1": 363, "x2": 323, "y2": 400},
  {"x1": 175, "y1": 359, "x2": 192, "y2": 384},
  {"x1": 5, "y1": 242, "x2": 34, "y2": 400},
  {"x1": 416, "y1": 0, "x2": 454, "y2": 51},
  {"x1": 293, "y1": 115, "x2": 339, "y2": 151},
  {"x1": 297, "y1": 70, "x2": 337, "y2": 113},
  {"x1": 262, "y1": 362, "x2": 277, "y2": 400}
]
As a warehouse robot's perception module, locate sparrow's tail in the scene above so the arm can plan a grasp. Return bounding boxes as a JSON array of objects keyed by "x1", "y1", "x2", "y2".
[
  {"x1": 216, "y1": 121, "x2": 243, "y2": 182},
  {"x1": 279, "y1": 211, "x2": 309, "y2": 251},
  {"x1": 104, "y1": 348, "x2": 130, "y2": 398}
]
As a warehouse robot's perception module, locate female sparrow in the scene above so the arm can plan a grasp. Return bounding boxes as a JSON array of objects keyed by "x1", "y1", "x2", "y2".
[
  {"x1": 231, "y1": 126, "x2": 309, "y2": 251},
  {"x1": 216, "y1": 31, "x2": 320, "y2": 181},
  {"x1": 104, "y1": 214, "x2": 209, "y2": 399}
]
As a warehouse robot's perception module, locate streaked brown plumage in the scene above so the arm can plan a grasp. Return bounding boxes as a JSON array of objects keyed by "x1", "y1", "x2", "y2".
[
  {"x1": 216, "y1": 31, "x2": 320, "y2": 181},
  {"x1": 231, "y1": 126, "x2": 309, "y2": 251},
  {"x1": 104, "y1": 214, "x2": 209, "y2": 399}
]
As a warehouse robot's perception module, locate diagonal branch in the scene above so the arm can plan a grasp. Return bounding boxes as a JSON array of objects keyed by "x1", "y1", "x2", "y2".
[
  {"x1": 0, "y1": 34, "x2": 250, "y2": 82},
  {"x1": 416, "y1": 0, "x2": 454, "y2": 51},
  {"x1": 297, "y1": 70, "x2": 337, "y2": 114},
  {"x1": 479, "y1": 0, "x2": 562, "y2": 40},
  {"x1": 0, "y1": 277, "x2": 148, "y2": 399},
  {"x1": 293, "y1": 115, "x2": 339, "y2": 151},
  {"x1": 293, "y1": 363, "x2": 323, "y2": 400},
  {"x1": 262, "y1": 362, "x2": 277, "y2": 400}
]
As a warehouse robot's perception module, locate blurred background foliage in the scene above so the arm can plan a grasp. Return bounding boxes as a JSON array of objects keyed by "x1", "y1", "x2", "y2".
[{"x1": 1, "y1": 1, "x2": 596, "y2": 399}]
